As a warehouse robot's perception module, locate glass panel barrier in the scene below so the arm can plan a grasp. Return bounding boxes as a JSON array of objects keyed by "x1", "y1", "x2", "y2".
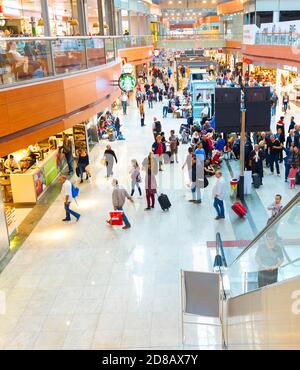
[
  {"x1": 0, "y1": 39, "x2": 53, "y2": 85},
  {"x1": 225, "y1": 194, "x2": 300, "y2": 298},
  {"x1": 256, "y1": 33, "x2": 300, "y2": 47},
  {"x1": 104, "y1": 39, "x2": 115, "y2": 64},
  {"x1": 0, "y1": 36, "x2": 152, "y2": 88},
  {"x1": 86, "y1": 38, "x2": 106, "y2": 68},
  {"x1": 52, "y1": 38, "x2": 87, "y2": 75}
]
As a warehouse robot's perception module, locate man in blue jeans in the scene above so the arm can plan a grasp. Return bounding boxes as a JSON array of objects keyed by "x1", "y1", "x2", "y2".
[
  {"x1": 107, "y1": 179, "x2": 133, "y2": 230},
  {"x1": 212, "y1": 170, "x2": 226, "y2": 220},
  {"x1": 59, "y1": 175, "x2": 81, "y2": 222}
]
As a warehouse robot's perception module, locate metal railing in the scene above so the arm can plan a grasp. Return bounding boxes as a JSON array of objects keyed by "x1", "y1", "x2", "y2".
[
  {"x1": 0, "y1": 35, "x2": 153, "y2": 88},
  {"x1": 157, "y1": 33, "x2": 243, "y2": 41}
]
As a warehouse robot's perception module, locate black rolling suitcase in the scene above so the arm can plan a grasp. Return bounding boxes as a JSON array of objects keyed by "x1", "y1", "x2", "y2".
[
  {"x1": 253, "y1": 173, "x2": 262, "y2": 189},
  {"x1": 158, "y1": 194, "x2": 171, "y2": 211}
]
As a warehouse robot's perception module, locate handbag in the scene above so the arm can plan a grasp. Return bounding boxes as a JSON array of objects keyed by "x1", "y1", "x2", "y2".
[{"x1": 136, "y1": 173, "x2": 142, "y2": 183}]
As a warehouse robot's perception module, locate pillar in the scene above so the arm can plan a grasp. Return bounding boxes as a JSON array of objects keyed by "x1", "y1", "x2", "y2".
[
  {"x1": 273, "y1": 11, "x2": 280, "y2": 23},
  {"x1": 105, "y1": 0, "x2": 116, "y2": 35},
  {"x1": 97, "y1": 0, "x2": 104, "y2": 35},
  {"x1": 76, "y1": 0, "x2": 88, "y2": 35},
  {"x1": 41, "y1": 0, "x2": 51, "y2": 36}
]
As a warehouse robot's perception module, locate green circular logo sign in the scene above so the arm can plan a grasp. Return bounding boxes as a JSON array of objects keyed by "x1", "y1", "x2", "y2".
[{"x1": 118, "y1": 73, "x2": 136, "y2": 92}]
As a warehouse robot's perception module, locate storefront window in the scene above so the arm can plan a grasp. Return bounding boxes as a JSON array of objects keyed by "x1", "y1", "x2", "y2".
[{"x1": 1, "y1": 0, "x2": 42, "y2": 36}]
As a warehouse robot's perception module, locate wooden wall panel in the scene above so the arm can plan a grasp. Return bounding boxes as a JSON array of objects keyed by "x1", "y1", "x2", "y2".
[
  {"x1": 217, "y1": 0, "x2": 244, "y2": 15},
  {"x1": 226, "y1": 40, "x2": 242, "y2": 50},
  {"x1": 0, "y1": 103, "x2": 9, "y2": 137},
  {"x1": 118, "y1": 46, "x2": 153, "y2": 66},
  {"x1": 6, "y1": 90, "x2": 66, "y2": 135},
  {"x1": 242, "y1": 44, "x2": 300, "y2": 70},
  {"x1": 0, "y1": 61, "x2": 122, "y2": 156}
]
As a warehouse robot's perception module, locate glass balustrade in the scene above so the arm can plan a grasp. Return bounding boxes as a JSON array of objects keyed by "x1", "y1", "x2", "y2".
[
  {"x1": 0, "y1": 35, "x2": 152, "y2": 88},
  {"x1": 255, "y1": 33, "x2": 300, "y2": 47},
  {"x1": 224, "y1": 194, "x2": 300, "y2": 298}
]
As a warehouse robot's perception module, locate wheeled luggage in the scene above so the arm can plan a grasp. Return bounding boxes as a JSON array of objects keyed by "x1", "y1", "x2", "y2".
[
  {"x1": 232, "y1": 202, "x2": 247, "y2": 218},
  {"x1": 158, "y1": 194, "x2": 171, "y2": 211},
  {"x1": 253, "y1": 173, "x2": 262, "y2": 189}
]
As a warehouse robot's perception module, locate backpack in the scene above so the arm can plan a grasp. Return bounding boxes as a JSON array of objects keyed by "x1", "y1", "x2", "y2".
[{"x1": 155, "y1": 121, "x2": 162, "y2": 133}]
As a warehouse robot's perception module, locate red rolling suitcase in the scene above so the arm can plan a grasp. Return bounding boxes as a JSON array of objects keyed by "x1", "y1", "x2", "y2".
[{"x1": 232, "y1": 202, "x2": 247, "y2": 218}]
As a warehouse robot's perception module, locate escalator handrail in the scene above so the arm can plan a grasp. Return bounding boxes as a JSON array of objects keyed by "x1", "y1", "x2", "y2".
[
  {"x1": 216, "y1": 232, "x2": 228, "y2": 268},
  {"x1": 215, "y1": 232, "x2": 227, "y2": 300},
  {"x1": 229, "y1": 192, "x2": 300, "y2": 267}
]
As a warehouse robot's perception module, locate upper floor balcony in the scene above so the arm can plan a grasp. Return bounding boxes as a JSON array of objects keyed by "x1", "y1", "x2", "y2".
[
  {"x1": 0, "y1": 35, "x2": 153, "y2": 89},
  {"x1": 156, "y1": 32, "x2": 243, "y2": 50},
  {"x1": 255, "y1": 32, "x2": 300, "y2": 47},
  {"x1": 242, "y1": 31, "x2": 300, "y2": 69}
]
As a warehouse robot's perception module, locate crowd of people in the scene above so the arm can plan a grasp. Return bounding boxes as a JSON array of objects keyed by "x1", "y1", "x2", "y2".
[{"x1": 58, "y1": 60, "x2": 299, "y2": 231}]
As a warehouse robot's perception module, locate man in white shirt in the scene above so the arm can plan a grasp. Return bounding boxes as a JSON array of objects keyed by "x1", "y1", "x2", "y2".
[
  {"x1": 212, "y1": 170, "x2": 226, "y2": 220},
  {"x1": 201, "y1": 104, "x2": 209, "y2": 125},
  {"x1": 121, "y1": 93, "x2": 128, "y2": 115},
  {"x1": 59, "y1": 175, "x2": 81, "y2": 222}
]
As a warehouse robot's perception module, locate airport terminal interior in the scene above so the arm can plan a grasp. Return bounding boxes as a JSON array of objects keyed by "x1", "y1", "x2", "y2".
[{"x1": 0, "y1": 0, "x2": 300, "y2": 351}]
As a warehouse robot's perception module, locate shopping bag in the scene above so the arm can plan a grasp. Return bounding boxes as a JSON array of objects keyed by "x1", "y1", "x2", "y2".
[
  {"x1": 109, "y1": 211, "x2": 123, "y2": 226},
  {"x1": 85, "y1": 165, "x2": 92, "y2": 177},
  {"x1": 101, "y1": 158, "x2": 107, "y2": 166}
]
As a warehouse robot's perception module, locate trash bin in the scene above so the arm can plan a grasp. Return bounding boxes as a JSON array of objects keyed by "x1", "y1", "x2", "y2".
[{"x1": 230, "y1": 178, "x2": 239, "y2": 198}]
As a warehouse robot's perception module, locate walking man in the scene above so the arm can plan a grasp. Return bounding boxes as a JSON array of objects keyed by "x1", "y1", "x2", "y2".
[
  {"x1": 212, "y1": 170, "x2": 226, "y2": 220},
  {"x1": 59, "y1": 175, "x2": 80, "y2": 222},
  {"x1": 108, "y1": 179, "x2": 133, "y2": 230},
  {"x1": 121, "y1": 92, "x2": 128, "y2": 115}
]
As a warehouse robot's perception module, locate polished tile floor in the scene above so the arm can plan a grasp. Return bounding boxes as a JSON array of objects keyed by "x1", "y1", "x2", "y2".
[{"x1": 0, "y1": 100, "x2": 297, "y2": 350}]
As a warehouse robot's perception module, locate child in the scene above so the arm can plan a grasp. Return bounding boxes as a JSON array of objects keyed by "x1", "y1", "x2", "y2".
[{"x1": 288, "y1": 164, "x2": 298, "y2": 189}]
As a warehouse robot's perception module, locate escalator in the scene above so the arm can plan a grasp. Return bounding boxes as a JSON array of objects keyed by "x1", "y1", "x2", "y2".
[{"x1": 216, "y1": 192, "x2": 300, "y2": 349}]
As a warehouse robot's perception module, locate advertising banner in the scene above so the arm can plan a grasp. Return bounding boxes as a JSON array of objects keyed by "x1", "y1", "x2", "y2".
[{"x1": 243, "y1": 24, "x2": 259, "y2": 45}]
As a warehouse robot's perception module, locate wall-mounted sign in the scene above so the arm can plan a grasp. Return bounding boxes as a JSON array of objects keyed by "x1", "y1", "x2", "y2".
[
  {"x1": 118, "y1": 73, "x2": 136, "y2": 92},
  {"x1": 121, "y1": 63, "x2": 134, "y2": 74},
  {"x1": 121, "y1": 57, "x2": 128, "y2": 66}
]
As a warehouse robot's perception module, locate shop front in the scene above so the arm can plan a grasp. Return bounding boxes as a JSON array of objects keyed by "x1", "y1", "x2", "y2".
[
  {"x1": 0, "y1": 114, "x2": 100, "y2": 242},
  {"x1": 276, "y1": 66, "x2": 300, "y2": 106},
  {"x1": 246, "y1": 63, "x2": 277, "y2": 85}
]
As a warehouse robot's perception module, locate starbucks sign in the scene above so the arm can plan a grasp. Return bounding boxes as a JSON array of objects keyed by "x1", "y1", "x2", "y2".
[{"x1": 118, "y1": 73, "x2": 136, "y2": 92}]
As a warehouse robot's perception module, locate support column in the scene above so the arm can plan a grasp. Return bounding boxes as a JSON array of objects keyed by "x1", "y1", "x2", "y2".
[
  {"x1": 76, "y1": 0, "x2": 88, "y2": 35},
  {"x1": 273, "y1": 11, "x2": 280, "y2": 23},
  {"x1": 105, "y1": 0, "x2": 116, "y2": 35},
  {"x1": 97, "y1": 0, "x2": 104, "y2": 36},
  {"x1": 41, "y1": 0, "x2": 51, "y2": 36}
]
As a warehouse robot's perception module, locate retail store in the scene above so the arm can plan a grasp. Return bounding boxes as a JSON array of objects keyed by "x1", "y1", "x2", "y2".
[
  {"x1": 0, "y1": 116, "x2": 99, "y2": 242},
  {"x1": 276, "y1": 65, "x2": 300, "y2": 106},
  {"x1": 247, "y1": 64, "x2": 277, "y2": 85}
]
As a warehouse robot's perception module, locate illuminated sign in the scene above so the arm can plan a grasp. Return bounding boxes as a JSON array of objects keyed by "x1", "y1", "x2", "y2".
[{"x1": 118, "y1": 73, "x2": 136, "y2": 92}]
